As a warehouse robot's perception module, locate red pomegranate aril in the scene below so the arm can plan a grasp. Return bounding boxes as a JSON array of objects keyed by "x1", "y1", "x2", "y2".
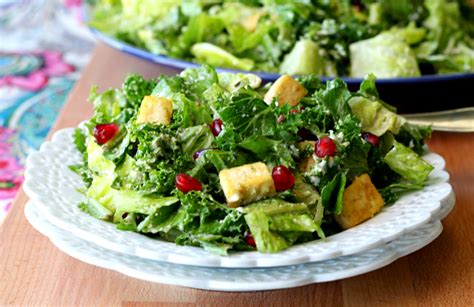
[
  {"x1": 175, "y1": 174, "x2": 202, "y2": 193},
  {"x1": 363, "y1": 132, "x2": 380, "y2": 147},
  {"x1": 290, "y1": 106, "x2": 305, "y2": 114},
  {"x1": 210, "y1": 119, "x2": 223, "y2": 137},
  {"x1": 277, "y1": 114, "x2": 286, "y2": 124},
  {"x1": 245, "y1": 231, "x2": 256, "y2": 248},
  {"x1": 272, "y1": 165, "x2": 295, "y2": 191},
  {"x1": 315, "y1": 136, "x2": 336, "y2": 158},
  {"x1": 93, "y1": 123, "x2": 119, "y2": 145}
]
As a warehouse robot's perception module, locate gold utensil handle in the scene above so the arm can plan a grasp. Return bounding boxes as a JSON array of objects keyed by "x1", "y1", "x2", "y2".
[{"x1": 403, "y1": 107, "x2": 474, "y2": 132}]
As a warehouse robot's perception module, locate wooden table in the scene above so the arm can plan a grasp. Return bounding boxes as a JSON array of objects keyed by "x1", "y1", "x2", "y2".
[{"x1": 1, "y1": 44, "x2": 473, "y2": 306}]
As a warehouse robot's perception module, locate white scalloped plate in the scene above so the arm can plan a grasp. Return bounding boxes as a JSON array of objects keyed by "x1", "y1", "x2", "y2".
[
  {"x1": 25, "y1": 200, "x2": 451, "y2": 292},
  {"x1": 23, "y1": 128, "x2": 454, "y2": 268}
]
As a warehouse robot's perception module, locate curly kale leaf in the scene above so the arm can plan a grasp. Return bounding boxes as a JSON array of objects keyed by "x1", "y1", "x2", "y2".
[{"x1": 122, "y1": 74, "x2": 159, "y2": 109}]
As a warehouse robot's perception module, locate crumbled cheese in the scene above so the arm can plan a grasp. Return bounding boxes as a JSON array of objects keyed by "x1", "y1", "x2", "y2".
[
  {"x1": 309, "y1": 176, "x2": 321, "y2": 186},
  {"x1": 305, "y1": 157, "x2": 328, "y2": 177}
]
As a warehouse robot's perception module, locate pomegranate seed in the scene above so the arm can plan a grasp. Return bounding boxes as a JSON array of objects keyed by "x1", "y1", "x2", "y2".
[
  {"x1": 210, "y1": 119, "x2": 223, "y2": 137},
  {"x1": 297, "y1": 128, "x2": 317, "y2": 140},
  {"x1": 175, "y1": 173, "x2": 202, "y2": 193},
  {"x1": 245, "y1": 231, "x2": 256, "y2": 248},
  {"x1": 290, "y1": 106, "x2": 305, "y2": 114},
  {"x1": 272, "y1": 165, "x2": 295, "y2": 191},
  {"x1": 93, "y1": 123, "x2": 119, "y2": 145},
  {"x1": 363, "y1": 132, "x2": 380, "y2": 147},
  {"x1": 277, "y1": 114, "x2": 286, "y2": 124},
  {"x1": 315, "y1": 136, "x2": 336, "y2": 158}
]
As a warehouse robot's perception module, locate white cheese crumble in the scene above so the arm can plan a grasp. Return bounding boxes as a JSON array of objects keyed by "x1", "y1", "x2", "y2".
[{"x1": 309, "y1": 176, "x2": 321, "y2": 186}]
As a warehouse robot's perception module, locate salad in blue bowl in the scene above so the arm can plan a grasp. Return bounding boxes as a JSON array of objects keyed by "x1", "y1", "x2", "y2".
[
  {"x1": 88, "y1": 0, "x2": 474, "y2": 112},
  {"x1": 89, "y1": 0, "x2": 473, "y2": 77}
]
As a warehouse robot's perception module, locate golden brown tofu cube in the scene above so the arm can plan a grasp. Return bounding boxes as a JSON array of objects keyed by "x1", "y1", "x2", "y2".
[
  {"x1": 297, "y1": 141, "x2": 316, "y2": 151},
  {"x1": 263, "y1": 75, "x2": 308, "y2": 107},
  {"x1": 335, "y1": 174, "x2": 384, "y2": 229},
  {"x1": 299, "y1": 156, "x2": 316, "y2": 173},
  {"x1": 219, "y1": 162, "x2": 276, "y2": 208},
  {"x1": 136, "y1": 96, "x2": 173, "y2": 125},
  {"x1": 297, "y1": 141, "x2": 316, "y2": 173}
]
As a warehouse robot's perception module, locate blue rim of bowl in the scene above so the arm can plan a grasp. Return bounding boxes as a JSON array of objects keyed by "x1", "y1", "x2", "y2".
[{"x1": 90, "y1": 27, "x2": 474, "y2": 84}]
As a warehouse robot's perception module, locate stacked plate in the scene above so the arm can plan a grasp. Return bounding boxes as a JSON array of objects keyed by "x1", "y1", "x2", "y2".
[{"x1": 23, "y1": 128, "x2": 455, "y2": 291}]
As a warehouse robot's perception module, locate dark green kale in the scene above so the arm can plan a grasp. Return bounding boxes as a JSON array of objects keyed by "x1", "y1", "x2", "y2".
[{"x1": 122, "y1": 74, "x2": 159, "y2": 109}]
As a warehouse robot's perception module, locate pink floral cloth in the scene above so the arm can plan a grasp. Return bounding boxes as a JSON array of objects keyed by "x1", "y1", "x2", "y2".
[
  {"x1": 0, "y1": 127, "x2": 24, "y2": 216},
  {"x1": 0, "y1": 0, "x2": 92, "y2": 223},
  {"x1": 0, "y1": 51, "x2": 74, "y2": 91}
]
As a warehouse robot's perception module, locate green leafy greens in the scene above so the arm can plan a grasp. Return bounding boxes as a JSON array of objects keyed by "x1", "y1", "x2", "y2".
[
  {"x1": 71, "y1": 65, "x2": 433, "y2": 254},
  {"x1": 89, "y1": 0, "x2": 474, "y2": 76}
]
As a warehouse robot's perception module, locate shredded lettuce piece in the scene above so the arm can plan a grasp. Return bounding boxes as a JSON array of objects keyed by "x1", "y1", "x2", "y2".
[{"x1": 383, "y1": 141, "x2": 434, "y2": 184}]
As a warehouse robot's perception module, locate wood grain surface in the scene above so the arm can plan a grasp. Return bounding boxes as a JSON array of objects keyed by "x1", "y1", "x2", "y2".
[{"x1": 1, "y1": 44, "x2": 473, "y2": 306}]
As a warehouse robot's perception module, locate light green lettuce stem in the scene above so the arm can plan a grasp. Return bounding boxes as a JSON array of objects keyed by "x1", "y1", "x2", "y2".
[{"x1": 384, "y1": 141, "x2": 434, "y2": 184}]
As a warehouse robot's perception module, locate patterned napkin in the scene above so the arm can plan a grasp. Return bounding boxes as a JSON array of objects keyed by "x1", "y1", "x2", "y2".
[{"x1": 0, "y1": 0, "x2": 94, "y2": 223}]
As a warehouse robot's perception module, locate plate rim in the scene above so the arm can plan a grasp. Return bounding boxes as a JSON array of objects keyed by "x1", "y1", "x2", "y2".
[{"x1": 24, "y1": 200, "x2": 446, "y2": 292}]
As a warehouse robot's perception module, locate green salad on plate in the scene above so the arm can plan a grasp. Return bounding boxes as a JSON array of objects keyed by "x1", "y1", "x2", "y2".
[
  {"x1": 71, "y1": 66, "x2": 434, "y2": 255},
  {"x1": 89, "y1": 0, "x2": 474, "y2": 77}
]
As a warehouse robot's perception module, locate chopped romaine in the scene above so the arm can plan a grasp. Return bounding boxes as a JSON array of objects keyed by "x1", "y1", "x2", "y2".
[
  {"x1": 191, "y1": 43, "x2": 254, "y2": 71},
  {"x1": 350, "y1": 32, "x2": 421, "y2": 77},
  {"x1": 384, "y1": 141, "x2": 434, "y2": 184},
  {"x1": 280, "y1": 39, "x2": 322, "y2": 75},
  {"x1": 89, "y1": 0, "x2": 474, "y2": 76},
  {"x1": 348, "y1": 96, "x2": 406, "y2": 136},
  {"x1": 72, "y1": 66, "x2": 434, "y2": 254}
]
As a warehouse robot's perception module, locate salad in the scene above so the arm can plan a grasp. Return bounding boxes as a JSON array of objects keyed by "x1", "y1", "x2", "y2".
[
  {"x1": 71, "y1": 66, "x2": 434, "y2": 255},
  {"x1": 89, "y1": 0, "x2": 474, "y2": 77}
]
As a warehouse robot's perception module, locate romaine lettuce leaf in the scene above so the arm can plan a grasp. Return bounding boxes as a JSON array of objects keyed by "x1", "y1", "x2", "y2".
[
  {"x1": 218, "y1": 72, "x2": 262, "y2": 92},
  {"x1": 88, "y1": 87, "x2": 126, "y2": 125},
  {"x1": 348, "y1": 96, "x2": 406, "y2": 136},
  {"x1": 350, "y1": 32, "x2": 421, "y2": 77},
  {"x1": 87, "y1": 140, "x2": 116, "y2": 178},
  {"x1": 180, "y1": 14, "x2": 225, "y2": 50},
  {"x1": 383, "y1": 141, "x2": 434, "y2": 184},
  {"x1": 244, "y1": 199, "x2": 323, "y2": 253},
  {"x1": 191, "y1": 43, "x2": 255, "y2": 71},
  {"x1": 321, "y1": 172, "x2": 346, "y2": 215},
  {"x1": 78, "y1": 199, "x2": 113, "y2": 220},
  {"x1": 280, "y1": 39, "x2": 322, "y2": 75},
  {"x1": 178, "y1": 124, "x2": 216, "y2": 158}
]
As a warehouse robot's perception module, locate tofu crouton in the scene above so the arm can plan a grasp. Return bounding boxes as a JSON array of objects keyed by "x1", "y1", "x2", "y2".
[
  {"x1": 299, "y1": 156, "x2": 316, "y2": 173},
  {"x1": 136, "y1": 96, "x2": 173, "y2": 125},
  {"x1": 263, "y1": 75, "x2": 308, "y2": 107},
  {"x1": 335, "y1": 174, "x2": 384, "y2": 229},
  {"x1": 219, "y1": 162, "x2": 276, "y2": 208},
  {"x1": 297, "y1": 141, "x2": 316, "y2": 173}
]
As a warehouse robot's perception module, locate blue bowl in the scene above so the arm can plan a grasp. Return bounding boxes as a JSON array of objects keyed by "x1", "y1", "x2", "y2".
[{"x1": 91, "y1": 28, "x2": 474, "y2": 114}]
